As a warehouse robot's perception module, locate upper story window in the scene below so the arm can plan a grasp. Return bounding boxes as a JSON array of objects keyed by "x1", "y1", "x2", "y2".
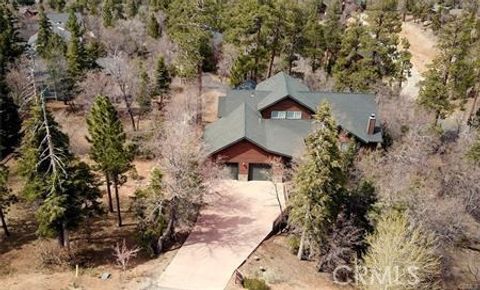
[{"x1": 271, "y1": 111, "x2": 302, "y2": 119}]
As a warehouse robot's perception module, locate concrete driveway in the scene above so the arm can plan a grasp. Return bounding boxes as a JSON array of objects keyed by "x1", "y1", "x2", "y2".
[{"x1": 155, "y1": 181, "x2": 285, "y2": 290}]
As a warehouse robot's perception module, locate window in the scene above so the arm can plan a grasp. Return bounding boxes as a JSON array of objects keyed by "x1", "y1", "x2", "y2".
[
  {"x1": 271, "y1": 111, "x2": 302, "y2": 119},
  {"x1": 271, "y1": 111, "x2": 286, "y2": 119},
  {"x1": 286, "y1": 111, "x2": 302, "y2": 119}
]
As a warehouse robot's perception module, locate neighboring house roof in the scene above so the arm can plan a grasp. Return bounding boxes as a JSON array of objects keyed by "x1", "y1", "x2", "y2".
[
  {"x1": 28, "y1": 12, "x2": 83, "y2": 49},
  {"x1": 204, "y1": 72, "x2": 383, "y2": 158}
]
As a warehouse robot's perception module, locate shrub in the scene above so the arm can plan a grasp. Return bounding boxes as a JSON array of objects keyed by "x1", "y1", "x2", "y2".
[
  {"x1": 360, "y1": 210, "x2": 442, "y2": 290},
  {"x1": 37, "y1": 241, "x2": 79, "y2": 269},
  {"x1": 287, "y1": 235, "x2": 300, "y2": 255},
  {"x1": 243, "y1": 278, "x2": 270, "y2": 290}
]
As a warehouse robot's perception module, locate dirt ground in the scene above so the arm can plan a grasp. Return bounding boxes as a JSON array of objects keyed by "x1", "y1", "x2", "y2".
[
  {"x1": 0, "y1": 154, "x2": 172, "y2": 290},
  {"x1": 226, "y1": 235, "x2": 351, "y2": 290},
  {"x1": 399, "y1": 18, "x2": 438, "y2": 99}
]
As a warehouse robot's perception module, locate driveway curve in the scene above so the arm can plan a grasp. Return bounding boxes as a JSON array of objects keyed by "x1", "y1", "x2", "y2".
[{"x1": 155, "y1": 181, "x2": 285, "y2": 290}]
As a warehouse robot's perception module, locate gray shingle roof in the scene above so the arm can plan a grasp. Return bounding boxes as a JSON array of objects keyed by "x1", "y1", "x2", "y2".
[
  {"x1": 204, "y1": 72, "x2": 382, "y2": 157},
  {"x1": 28, "y1": 13, "x2": 83, "y2": 48}
]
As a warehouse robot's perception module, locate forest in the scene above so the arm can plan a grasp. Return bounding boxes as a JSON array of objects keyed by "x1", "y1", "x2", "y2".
[{"x1": 1, "y1": 0, "x2": 480, "y2": 289}]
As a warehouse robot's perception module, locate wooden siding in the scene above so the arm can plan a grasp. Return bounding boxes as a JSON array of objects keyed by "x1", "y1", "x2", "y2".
[
  {"x1": 212, "y1": 139, "x2": 284, "y2": 175},
  {"x1": 260, "y1": 97, "x2": 313, "y2": 119}
]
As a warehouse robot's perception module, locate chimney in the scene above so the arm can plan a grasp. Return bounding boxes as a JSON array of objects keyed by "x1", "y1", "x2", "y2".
[{"x1": 366, "y1": 114, "x2": 376, "y2": 135}]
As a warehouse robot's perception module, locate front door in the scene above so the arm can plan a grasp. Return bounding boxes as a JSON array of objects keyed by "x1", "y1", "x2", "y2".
[{"x1": 248, "y1": 163, "x2": 272, "y2": 181}]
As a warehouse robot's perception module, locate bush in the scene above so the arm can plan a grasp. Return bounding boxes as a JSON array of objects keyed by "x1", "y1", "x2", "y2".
[
  {"x1": 360, "y1": 210, "x2": 442, "y2": 290},
  {"x1": 37, "y1": 241, "x2": 80, "y2": 269},
  {"x1": 287, "y1": 235, "x2": 300, "y2": 255},
  {"x1": 243, "y1": 278, "x2": 270, "y2": 290}
]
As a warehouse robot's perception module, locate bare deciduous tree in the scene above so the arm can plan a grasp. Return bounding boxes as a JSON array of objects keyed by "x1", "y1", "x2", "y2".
[
  {"x1": 113, "y1": 239, "x2": 139, "y2": 272},
  {"x1": 102, "y1": 52, "x2": 138, "y2": 130},
  {"x1": 77, "y1": 71, "x2": 115, "y2": 111},
  {"x1": 148, "y1": 92, "x2": 221, "y2": 253}
]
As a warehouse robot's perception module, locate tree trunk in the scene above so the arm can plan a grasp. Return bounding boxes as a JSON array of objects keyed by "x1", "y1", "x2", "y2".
[
  {"x1": 113, "y1": 175, "x2": 122, "y2": 227},
  {"x1": 267, "y1": 48, "x2": 276, "y2": 78},
  {"x1": 196, "y1": 64, "x2": 203, "y2": 126},
  {"x1": 297, "y1": 227, "x2": 306, "y2": 260},
  {"x1": 123, "y1": 92, "x2": 136, "y2": 131},
  {"x1": 58, "y1": 225, "x2": 65, "y2": 247},
  {"x1": 63, "y1": 222, "x2": 70, "y2": 252},
  {"x1": 136, "y1": 113, "x2": 141, "y2": 130},
  {"x1": 105, "y1": 173, "x2": 114, "y2": 212},
  {"x1": 468, "y1": 89, "x2": 479, "y2": 123},
  {"x1": 157, "y1": 202, "x2": 176, "y2": 254},
  {"x1": 0, "y1": 208, "x2": 10, "y2": 236}
]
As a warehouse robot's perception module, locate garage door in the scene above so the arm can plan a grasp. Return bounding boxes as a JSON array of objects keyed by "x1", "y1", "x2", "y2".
[
  {"x1": 225, "y1": 163, "x2": 239, "y2": 180},
  {"x1": 248, "y1": 163, "x2": 272, "y2": 181}
]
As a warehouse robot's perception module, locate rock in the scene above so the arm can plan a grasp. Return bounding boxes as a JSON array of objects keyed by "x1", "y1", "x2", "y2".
[
  {"x1": 259, "y1": 266, "x2": 266, "y2": 272},
  {"x1": 100, "y1": 272, "x2": 111, "y2": 280},
  {"x1": 254, "y1": 256, "x2": 260, "y2": 261}
]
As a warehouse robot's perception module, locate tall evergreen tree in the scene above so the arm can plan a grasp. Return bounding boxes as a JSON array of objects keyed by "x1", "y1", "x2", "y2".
[
  {"x1": 333, "y1": 18, "x2": 377, "y2": 92},
  {"x1": 281, "y1": 1, "x2": 306, "y2": 74},
  {"x1": 36, "y1": 6, "x2": 53, "y2": 57},
  {"x1": 153, "y1": 56, "x2": 171, "y2": 109},
  {"x1": 224, "y1": 0, "x2": 271, "y2": 81},
  {"x1": 368, "y1": 0, "x2": 405, "y2": 80},
  {"x1": 303, "y1": 3, "x2": 326, "y2": 73},
  {"x1": 166, "y1": 0, "x2": 219, "y2": 123},
  {"x1": 66, "y1": 35, "x2": 83, "y2": 79},
  {"x1": 86, "y1": 95, "x2": 132, "y2": 226},
  {"x1": 66, "y1": 9, "x2": 83, "y2": 38},
  {"x1": 323, "y1": 0, "x2": 343, "y2": 75},
  {"x1": 0, "y1": 165, "x2": 16, "y2": 236},
  {"x1": 48, "y1": 0, "x2": 66, "y2": 11},
  {"x1": 126, "y1": 0, "x2": 139, "y2": 18},
  {"x1": 0, "y1": 4, "x2": 21, "y2": 156},
  {"x1": 0, "y1": 92, "x2": 21, "y2": 158},
  {"x1": 147, "y1": 13, "x2": 161, "y2": 39},
  {"x1": 137, "y1": 64, "x2": 152, "y2": 128},
  {"x1": 18, "y1": 99, "x2": 101, "y2": 247},
  {"x1": 289, "y1": 102, "x2": 347, "y2": 260},
  {"x1": 102, "y1": 0, "x2": 114, "y2": 27},
  {"x1": 418, "y1": 14, "x2": 475, "y2": 124}
]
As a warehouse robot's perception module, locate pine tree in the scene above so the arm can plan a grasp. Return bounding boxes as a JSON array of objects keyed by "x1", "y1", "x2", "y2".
[
  {"x1": 395, "y1": 38, "x2": 413, "y2": 88},
  {"x1": 289, "y1": 102, "x2": 347, "y2": 260},
  {"x1": 66, "y1": 36, "x2": 83, "y2": 79},
  {"x1": 86, "y1": 95, "x2": 133, "y2": 226},
  {"x1": 224, "y1": 0, "x2": 275, "y2": 81},
  {"x1": 323, "y1": 0, "x2": 343, "y2": 75},
  {"x1": 368, "y1": 0, "x2": 405, "y2": 80},
  {"x1": 153, "y1": 56, "x2": 171, "y2": 109},
  {"x1": 48, "y1": 0, "x2": 66, "y2": 11},
  {"x1": 147, "y1": 13, "x2": 161, "y2": 39},
  {"x1": 0, "y1": 91, "x2": 21, "y2": 159},
  {"x1": 137, "y1": 64, "x2": 152, "y2": 128},
  {"x1": 333, "y1": 18, "x2": 377, "y2": 92},
  {"x1": 18, "y1": 99, "x2": 101, "y2": 247},
  {"x1": 303, "y1": 3, "x2": 325, "y2": 73},
  {"x1": 0, "y1": 165, "x2": 16, "y2": 236},
  {"x1": 166, "y1": 0, "x2": 219, "y2": 123},
  {"x1": 126, "y1": 0, "x2": 139, "y2": 18},
  {"x1": 281, "y1": 1, "x2": 306, "y2": 74},
  {"x1": 37, "y1": 6, "x2": 53, "y2": 57},
  {"x1": 418, "y1": 14, "x2": 475, "y2": 124},
  {"x1": 102, "y1": 0, "x2": 114, "y2": 28},
  {"x1": 66, "y1": 9, "x2": 83, "y2": 38}
]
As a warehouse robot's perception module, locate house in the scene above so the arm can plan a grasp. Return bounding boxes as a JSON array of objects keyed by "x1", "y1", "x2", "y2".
[
  {"x1": 203, "y1": 72, "x2": 382, "y2": 181},
  {"x1": 27, "y1": 12, "x2": 83, "y2": 50}
]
